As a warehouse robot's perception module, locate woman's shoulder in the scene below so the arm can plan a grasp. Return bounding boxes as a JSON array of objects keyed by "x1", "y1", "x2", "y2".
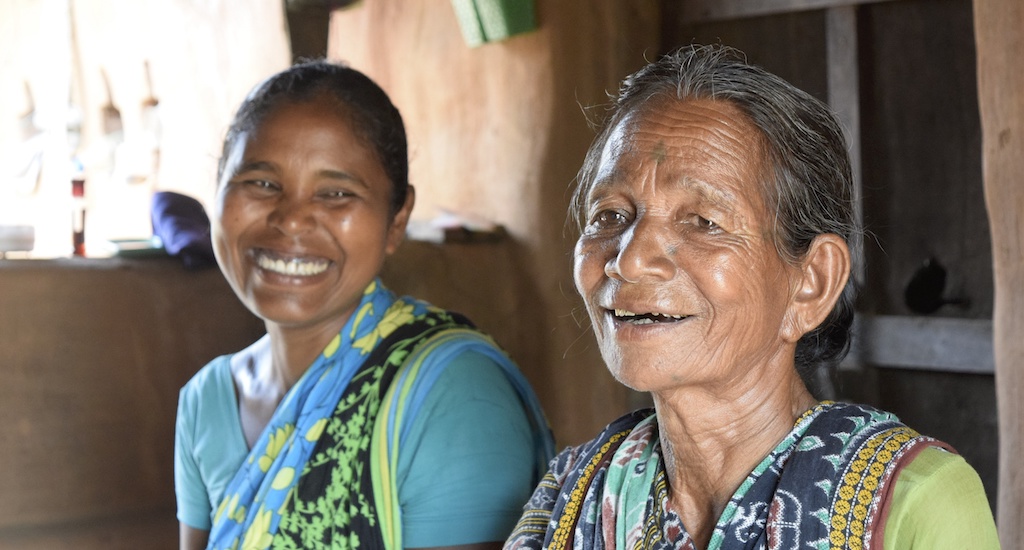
[
  {"x1": 180, "y1": 354, "x2": 233, "y2": 402},
  {"x1": 397, "y1": 317, "x2": 530, "y2": 411},
  {"x1": 809, "y1": 400, "x2": 899, "y2": 422},
  {"x1": 413, "y1": 348, "x2": 521, "y2": 410},
  {"x1": 798, "y1": 401, "x2": 924, "y2": 446},
  {"x1": 176, "y1": 346, "x2": 250, "y2": 460},
  {"x1": 793, "y1": 401, "x2": 956, "y2": 481},
  {"x1": 897, "y1": 445, "x2": 982, "y2": 488},
  {"x1": 885, "y1": 446, "x2": 999, "y2": 549},
  {"x1": 791, "y1": 402, "x2": 998, "y2": 548},
  {"x1": 402, "y1": 346, "x2": 544, "y2": 454},
  {"x1": 548, "y1": 408, "x2": 656, "y2": 482}
]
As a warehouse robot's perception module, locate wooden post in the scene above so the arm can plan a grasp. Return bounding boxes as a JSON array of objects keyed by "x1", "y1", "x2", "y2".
[
  {"x1": 825, "y1": 6, "x2": 863, "y2": 286},
  {"x1": 973, "y1": 0, "x2": 1024, "y2": 543}
]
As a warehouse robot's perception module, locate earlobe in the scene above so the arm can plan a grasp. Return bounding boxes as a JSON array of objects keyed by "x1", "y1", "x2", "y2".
[
  {"x1": 385, "y1": 186, "x2": 416, "y2": 255},
  {"x1": 782, "y1": 234, "x2": 851, "y2": 342}
]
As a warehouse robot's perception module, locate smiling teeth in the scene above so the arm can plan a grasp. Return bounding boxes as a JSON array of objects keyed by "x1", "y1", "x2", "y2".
[
  {"x1": 613, "y1": 308, "x2": 686, "y2": 324},
  {"x1": 614, "y1": 308, "x2": 685, "y2": 319},
  {"x1": 257, "y1": 255, "x2": 329, "y2": 276}
]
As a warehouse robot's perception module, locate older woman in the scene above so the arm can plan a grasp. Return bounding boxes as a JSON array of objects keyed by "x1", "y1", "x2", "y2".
[{"x1": 505, "y1": 45, "x2": 998, "y2": 549}]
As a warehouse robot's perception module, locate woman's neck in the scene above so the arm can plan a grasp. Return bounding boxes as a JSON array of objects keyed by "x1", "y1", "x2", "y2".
[
  {"x1": 264, "y1": 317, "x2": 349, "y2": 390},
  {"x1": 231, "y1": 320, "x2": 348, "y2": 449},
  {"x1": 651, "y1": 372, "x2": 817, "y2": 549}
]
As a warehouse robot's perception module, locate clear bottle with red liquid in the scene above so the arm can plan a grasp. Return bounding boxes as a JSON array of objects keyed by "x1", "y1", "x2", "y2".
[{"x1": 71, "y1": 175, "x2": 86, "y2": 257}]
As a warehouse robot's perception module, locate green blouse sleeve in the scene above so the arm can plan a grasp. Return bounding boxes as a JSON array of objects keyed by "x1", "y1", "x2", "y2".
[{"x1": 884, "y1": 446, "x2": 1000, "y2": 549}]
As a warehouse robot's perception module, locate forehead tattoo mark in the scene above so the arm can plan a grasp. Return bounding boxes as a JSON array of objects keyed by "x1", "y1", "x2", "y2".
[{"x1": 652, "y1": 141, "x2": 668, "y2": 165}]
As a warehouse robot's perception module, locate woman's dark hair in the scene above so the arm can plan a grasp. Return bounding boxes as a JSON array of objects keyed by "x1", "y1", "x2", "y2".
[
  {"x1": 218, "y1": 59, "x2": 409, "y2": 216},
  {"x1": 573, "y1": 44, "x2": 859, "y2": 380}
]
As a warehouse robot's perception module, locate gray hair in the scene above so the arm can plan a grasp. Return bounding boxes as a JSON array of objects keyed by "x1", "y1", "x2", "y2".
[{"x1": 573, "y1": 44, "x2": 858, "y2": 380}]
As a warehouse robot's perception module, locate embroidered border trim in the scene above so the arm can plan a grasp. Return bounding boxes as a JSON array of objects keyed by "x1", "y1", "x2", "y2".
[
  {"x1": 549, "y1": 429, "x2": 631, "y2": 550},
  {"x1": 828, "y1": 426, "x2": 920, "y2": 550}
]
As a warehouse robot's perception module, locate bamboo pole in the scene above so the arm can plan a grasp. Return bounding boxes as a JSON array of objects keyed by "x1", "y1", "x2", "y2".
[{"x1": 973, "y1": 0, "x2": 1024, "y2": 543}]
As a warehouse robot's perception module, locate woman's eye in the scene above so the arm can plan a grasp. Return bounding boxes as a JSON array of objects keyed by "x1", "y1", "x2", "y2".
[
  {"x1": 319, "y1": 188, "x2": 355, "y2": 200},
  {"x1": 591, "y1": 210, "x2": 629, "y2": 228},
  {"x1": 242, "y1": 179, "x2": 277, "y2": 190},
  {"x1": 698, "y1": 216, "x2": 718, "y2": 229},
  {"x1": 693, "y1": 215, "x2": 721, "y2": 232}
]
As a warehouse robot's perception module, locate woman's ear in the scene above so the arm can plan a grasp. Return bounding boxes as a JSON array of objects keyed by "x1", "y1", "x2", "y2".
[
  {"x1": 385, "y1": 185, "x2": 416, "y2": 255},
  {"x1": 782, "y1": 234, "x2": 851, "y2": 342}
]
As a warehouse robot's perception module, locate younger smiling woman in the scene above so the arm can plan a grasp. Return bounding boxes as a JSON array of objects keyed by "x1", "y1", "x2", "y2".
[{"x1": 174, "y1": 61, "x2": 553, "y2": 550}]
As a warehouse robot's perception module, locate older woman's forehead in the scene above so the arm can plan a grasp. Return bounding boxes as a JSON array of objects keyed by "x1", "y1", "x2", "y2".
[
  {"x1": 594, "y1": 99, "x2": 768, "y2": 189},
  {"x1": 626, "y1": 97, "x2": 761, "y2": 151}
]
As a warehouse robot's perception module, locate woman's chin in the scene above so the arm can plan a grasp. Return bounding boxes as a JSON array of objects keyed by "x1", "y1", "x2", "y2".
[{"x1": 606, "y1": 365, "x2": 668, "y2": 394}]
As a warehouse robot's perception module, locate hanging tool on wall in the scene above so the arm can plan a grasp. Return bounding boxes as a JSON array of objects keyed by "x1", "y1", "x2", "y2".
[
  {"x1": 9, "y1": 81, "x2": 44, "y2": 196},
  {"x1": 127, "y1": 59, "x2": 162, "y2": 185},
  {"x1": 140, "y1": 60, "x2": 159, "y2": 138},
  {"x1": 99, "y1": 67, "x2": 123, "y2": 141}
]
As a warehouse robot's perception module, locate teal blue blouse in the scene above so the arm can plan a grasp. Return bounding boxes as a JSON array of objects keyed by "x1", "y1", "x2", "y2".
[{"x1": 175, "y1": 347, "x2": 536, "y2": 546}]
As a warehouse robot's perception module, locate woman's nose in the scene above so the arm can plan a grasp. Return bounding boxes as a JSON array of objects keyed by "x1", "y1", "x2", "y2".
[
  {"x1": 267, "y1": 196, "x2": 316, "y2": 236},
  {"x1": 605, "y1": 218, "x2": 677, "y2": 282}
]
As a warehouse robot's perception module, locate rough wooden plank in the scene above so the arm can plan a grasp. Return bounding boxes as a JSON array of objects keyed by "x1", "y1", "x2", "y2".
[
  {"x1": 0, "y1": 511, "x2": 175, "y2": 550},
  {"x1": 845, "y1": 315, "x2": 994, "y2": 374},
  {"x1": 679, "y1": 0, "x2": 899, "y2": 23},
  {"x1": 973, "y1": 0, "x2": 1024, "y2": 543},
  {"x1": 0, "y1": 259, "x2": 263, "y2": 531},
  {"x1": 825, "y1": 6, "x2": 863, "y2": 285},
  {"x1": 856, "y1": 0, "x2": 990, "y2": 319}
]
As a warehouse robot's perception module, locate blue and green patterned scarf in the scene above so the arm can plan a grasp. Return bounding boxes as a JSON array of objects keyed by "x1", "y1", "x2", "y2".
[
  {"x1": 507, "y1": 402, "x2": 950, "y2": 550},
  {"x1": 208, "y1": 279, "x2": 552, "y2": 550}
]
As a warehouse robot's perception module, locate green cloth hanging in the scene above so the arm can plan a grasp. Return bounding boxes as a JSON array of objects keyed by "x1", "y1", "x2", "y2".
[{"x1": 451, "y1": 0, "x2": 537, "y2": 47}]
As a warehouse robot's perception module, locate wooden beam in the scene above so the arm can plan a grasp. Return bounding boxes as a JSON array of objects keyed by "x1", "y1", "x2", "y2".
[
  {"x1": 825, "y1": 6, "x2": 863, "y2": 286},
  {"x1": 973, "y1": 0, "x2": 1024, "y2": 543},
  {"x1": 679, "y1": 0, "x2": 899, "y2": 24},
  {"x1": 844, "y1": 315, "x2": 994, "y2": 374}
]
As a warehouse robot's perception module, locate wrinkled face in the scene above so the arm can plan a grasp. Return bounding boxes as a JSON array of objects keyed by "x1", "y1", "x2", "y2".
[
  {"x1": 213, "y1": 96, "x2": 409, "y2": 335},
  {"x1": 573, "y1": 98, "x2": 801, "y2": 393}
]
